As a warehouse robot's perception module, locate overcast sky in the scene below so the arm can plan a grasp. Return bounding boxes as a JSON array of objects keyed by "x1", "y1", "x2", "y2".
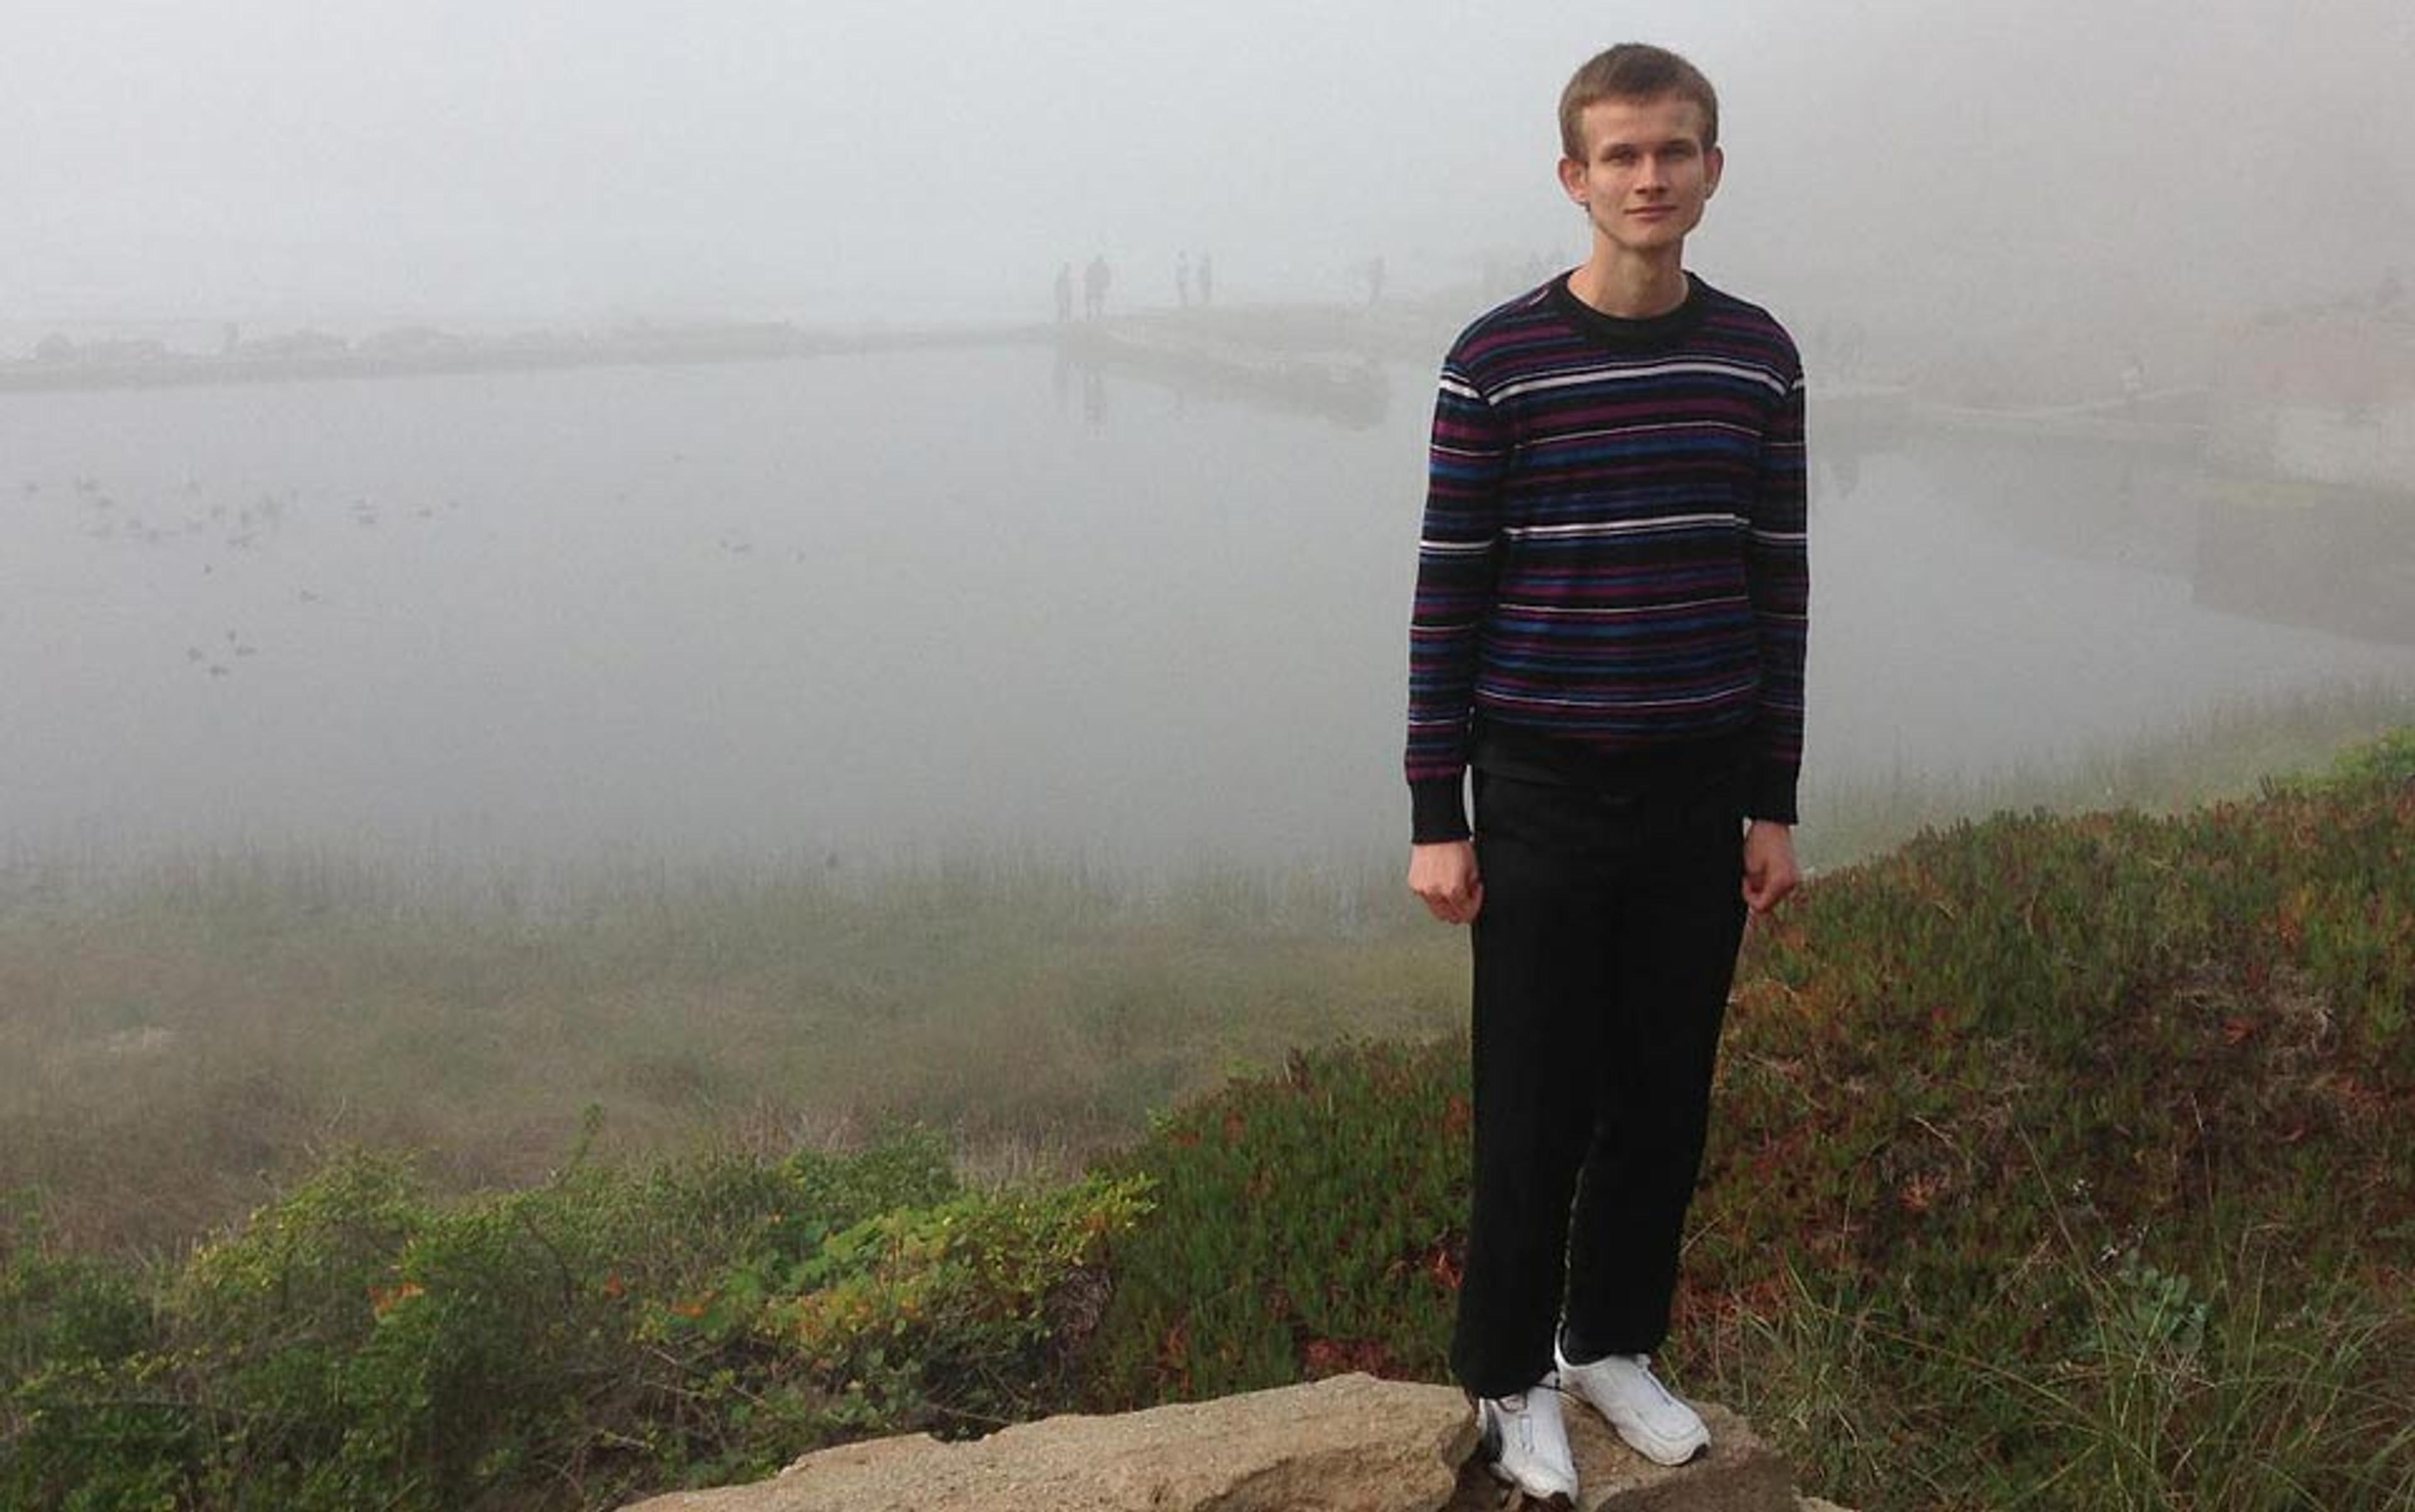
[{"x1": 6, "y1": 0, "x2": 2409, "y2": 331}]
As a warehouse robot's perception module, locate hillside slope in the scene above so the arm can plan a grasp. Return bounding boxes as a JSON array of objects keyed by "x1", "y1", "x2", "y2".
[{"x1": 1089, "y1": 738, "x2": 2415, "y2": 1509}]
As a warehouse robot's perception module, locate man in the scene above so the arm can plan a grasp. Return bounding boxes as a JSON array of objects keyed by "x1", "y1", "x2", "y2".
[{"x1": 1404, "y1": 43, "x2": 1806, "y2": 1504}]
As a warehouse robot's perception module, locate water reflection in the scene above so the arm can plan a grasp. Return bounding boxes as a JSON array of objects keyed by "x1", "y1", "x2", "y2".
[
  {"x1": 1050, "y1": 320, "x2": 1390, "y2": 430},
  {"x1": 1877, "y1": 426, "x2": 2415, "y2": 646},
  {"x1": 2196, "y1": 486, "x2": 2415, "y2": 645}
]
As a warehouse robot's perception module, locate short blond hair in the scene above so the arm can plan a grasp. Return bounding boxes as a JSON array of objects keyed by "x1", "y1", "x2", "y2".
[{"x1": 1558, "y1": 43, "x2": 1720, "y2": 159}]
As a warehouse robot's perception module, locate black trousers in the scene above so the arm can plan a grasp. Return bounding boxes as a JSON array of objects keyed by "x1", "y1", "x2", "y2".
[{"x1": 1449, "y1": 764, "x2": 1748, "y2": 1399}]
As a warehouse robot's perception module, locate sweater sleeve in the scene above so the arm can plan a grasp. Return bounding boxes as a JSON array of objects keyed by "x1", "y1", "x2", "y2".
[
  {"x1": 1406, "y1": 356, "x2": 1511, "y2": 843},
  {"x1": 1745, "y1": 350, "x2": 1809, "y2": 824}
]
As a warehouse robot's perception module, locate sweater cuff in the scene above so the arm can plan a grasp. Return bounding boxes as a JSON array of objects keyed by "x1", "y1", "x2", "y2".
[
  {"x1": 1750, "y1": 760, "x2": 1800, "y2": 827},
  {"x1": 1411, "y1": 775, "x2": 1470, "y2": 844}
]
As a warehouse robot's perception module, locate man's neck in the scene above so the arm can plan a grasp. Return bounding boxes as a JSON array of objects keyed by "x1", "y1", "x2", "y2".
[{"x1": 1568, "y1": 250, "x2": 1689, "y2": 319}]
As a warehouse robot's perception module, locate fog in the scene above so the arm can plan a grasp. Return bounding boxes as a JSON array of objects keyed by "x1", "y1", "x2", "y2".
[
  {"x1": 7, "y1": 0, "x2": 2415, "y2": 878},
  {"x1": 8, "y1": 0, "x2": 2407, "y2": 330}
]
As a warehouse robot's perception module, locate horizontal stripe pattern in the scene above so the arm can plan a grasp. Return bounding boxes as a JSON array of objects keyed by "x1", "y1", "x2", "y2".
[{"x1": 1406, "y1": 275, "x2": 1809, "y2": 808}]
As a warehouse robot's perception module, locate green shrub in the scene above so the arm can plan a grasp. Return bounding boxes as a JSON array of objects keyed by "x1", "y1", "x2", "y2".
[
  {"x1": 2318, "y1": 725, "x2": 2415, "y2": 787},
  {"x1": 4, "y1": 1130, "x2": 1145, "y2": 1511},
  {"x1": 3, "y1": 1197, "x2": 189, "y2": 1512},
  {"x1": 1084, "y1": 1040, "x2": 1467, "y2": 1404},
  {"x1": 653, "y1": 1172, "x2": 1151, "y2": 1467},
  {"x1": 1, "y1": 1197, "x2": 158, "y2": 1376}
]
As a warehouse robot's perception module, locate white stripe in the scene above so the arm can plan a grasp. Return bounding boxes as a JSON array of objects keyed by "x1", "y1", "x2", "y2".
[
  {"x1": 1748, "y1": 529, "x2": 1807, "y2": 544},
  {"x1": 1492, "y1": 359, "x2": 1788, "y2": 401},
  {"x1": 1437, "y1": 374, "x2": 1483, "y2": 401},
  {"x1": 1418, "y1": 536, "x2": 1497, "y2": 553},
  {"x1": 1503, "y1": 512, "x2": 1741, "y2": 539},
  {"x1": 1530, "y1": 419, "x2": 1761, "y2": 448}
]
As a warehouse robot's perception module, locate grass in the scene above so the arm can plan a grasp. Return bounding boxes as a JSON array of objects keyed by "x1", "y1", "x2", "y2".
[
  {"x1": 0, "y1": 846, "x2": 1462, "y2": 1255},
  {"x1": 4, "y1": 714, "x2": 2411, "y2": 1509},
  {"x1": 1083, "y1": 727, "x2": 2415, "y2": 1509},
  {"x1": 1718, "y1": 1238, "x2": 2415, "y2": 1511},
  {"x1": 1795, "y1": 682, "x2": 2415, "y2": 867},
  {"x1": 4, "y1": 686, "x2": 2411, "y2": 1258}
]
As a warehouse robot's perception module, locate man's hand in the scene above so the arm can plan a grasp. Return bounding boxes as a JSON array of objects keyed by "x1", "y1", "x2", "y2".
[
  {"x1": 1742, "y1": 820, "x2": 1799, "y2": 914},
  {"x1": 1409, "y1": 840, "x2": 1484, "y2": 925}
]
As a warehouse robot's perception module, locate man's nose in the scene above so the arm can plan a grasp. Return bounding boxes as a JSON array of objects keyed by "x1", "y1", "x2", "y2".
[{"x1": 1635, "y1": 156, "x2": 1667, "y2": 191}]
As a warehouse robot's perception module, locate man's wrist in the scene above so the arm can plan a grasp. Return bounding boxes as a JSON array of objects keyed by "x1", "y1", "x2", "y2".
[
  {"x1": 1749, "y1": 760, "x2": 1799, "y2": 826},
  {"x1": 1410, "y1": 775, "x2": 1470, "y2": 845}
]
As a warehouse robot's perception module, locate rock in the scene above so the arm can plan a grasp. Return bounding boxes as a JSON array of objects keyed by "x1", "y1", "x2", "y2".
[
  {"x1": 1441, "y1": 1401, "x2": 1799, "y2": 1512},
  {"x1": 619, "y1": 1375, "x2": 1853, "y2": 1512},
  {"x1": 618, "y1": 1371, "x2": 1477, "y2": 1512}
]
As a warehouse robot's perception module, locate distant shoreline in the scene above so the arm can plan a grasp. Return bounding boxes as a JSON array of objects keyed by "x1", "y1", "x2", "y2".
[
  {"x1": 0, "y1": 319, "x2": 1055, "y2": 396},
  {"x1": 0, "y1": 297, "x2": 1475, "y2": 397}
]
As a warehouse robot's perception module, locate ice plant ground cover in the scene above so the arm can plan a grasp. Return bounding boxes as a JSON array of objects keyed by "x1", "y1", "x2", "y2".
[{"x1": 1072, "y1": 731, "x2": 2415, "y2": 1509}]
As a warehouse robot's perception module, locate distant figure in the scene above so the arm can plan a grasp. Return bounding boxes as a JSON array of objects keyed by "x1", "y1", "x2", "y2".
[
  {"x1": 2119, "y1": 350, "x2": 2146, "y2": 416},
  {"x1": 1177, "y1": 251, "x2": 1192, "y2": 309},
  {"x1": 1365, "y1": 253, "x2": 1388, "y2": 306},
  {"x1": 1055, "y1": 262, "x2": 1075, "y2": 324},
  {"x1": 1196, "y1": 252, "x2": 1214, "y2": 307},
  {"x1": 1084, "y1": 254, "x2": 1112, "y2": 320}
]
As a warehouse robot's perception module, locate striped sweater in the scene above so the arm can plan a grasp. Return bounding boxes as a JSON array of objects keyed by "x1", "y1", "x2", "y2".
[{"x1": 1406, "y1": 272, "x2": 1808, "y2": 842}]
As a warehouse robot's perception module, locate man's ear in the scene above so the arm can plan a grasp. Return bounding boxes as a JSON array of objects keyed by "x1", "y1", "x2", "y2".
[
  {"x1": 1557, "y1": 155, "x2": 1588, "y2": 205},
  {"x1": 1704, "y1": 144, "x2": 1725, "y2": 197}
]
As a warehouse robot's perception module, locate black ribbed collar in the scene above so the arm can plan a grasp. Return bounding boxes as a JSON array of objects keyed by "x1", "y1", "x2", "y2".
[{"x1": 1548, "y1": 269, "x2": 1710, "y2": 349}]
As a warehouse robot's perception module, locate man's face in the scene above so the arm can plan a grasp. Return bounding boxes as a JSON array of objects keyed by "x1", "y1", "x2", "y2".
[{"x1": 1558, "y1": 94, "x2": 1723, "y2": 259}]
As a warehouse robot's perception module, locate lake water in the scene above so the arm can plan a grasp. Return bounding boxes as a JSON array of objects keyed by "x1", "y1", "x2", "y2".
[{"x1": 6, "y1": 346, "x2": 2412, "y2": 875}]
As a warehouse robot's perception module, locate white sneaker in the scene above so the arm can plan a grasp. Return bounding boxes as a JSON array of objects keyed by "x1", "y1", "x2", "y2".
[
  {"x1": 1553, "y1": 1345, "x2": 1709, "y2": 1466},
  {"x1": 1477, "y1": 1380, "x2": 1579, "y2": 1504}
]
